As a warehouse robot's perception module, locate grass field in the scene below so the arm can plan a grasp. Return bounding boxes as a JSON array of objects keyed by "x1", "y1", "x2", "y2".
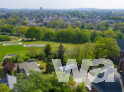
[{"x1": 0, "y1": 41, "x2": 81, "y2": 62}]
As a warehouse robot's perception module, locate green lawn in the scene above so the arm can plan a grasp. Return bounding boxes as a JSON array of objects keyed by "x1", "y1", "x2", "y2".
[
  {"x1": 0, "y1": 41, "x2": 81, "y2": 62},
  {"x1": 36, "y1": 60, "x2": 47, "y2": 72},
  {"x1": 23, "y1": 41, "x2": 80, "y2": 49}
]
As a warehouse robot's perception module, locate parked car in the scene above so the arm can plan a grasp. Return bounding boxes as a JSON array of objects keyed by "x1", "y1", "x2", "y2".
[{"x1": 85, "y1": 85, "x2": 91, "y2": 91}]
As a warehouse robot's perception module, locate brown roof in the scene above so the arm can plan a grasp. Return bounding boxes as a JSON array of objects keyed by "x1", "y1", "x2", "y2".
[{"x1": 19, "y1": 62, "x2": 40, "y2": 72}]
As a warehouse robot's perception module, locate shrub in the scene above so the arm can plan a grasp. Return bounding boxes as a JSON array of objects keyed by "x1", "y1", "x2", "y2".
[
  {"x1": 2, "y1": 58, "x2": 13, "y2": 66},
  {"x1": 3, "y1": 62, "x2": 15, "y2": 74},
  {"x1": 22, "y1": 56, "x2": 30, "y2": 61},
  {"x1": 17, "y1": 58, "x2": 24, "y2": 63},
  {"x1": 0, "y1": 35, "x2": 11, "y2": 41}
]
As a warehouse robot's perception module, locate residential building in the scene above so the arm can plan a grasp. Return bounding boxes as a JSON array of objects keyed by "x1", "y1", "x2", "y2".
[
  {"x1": 91, "y1": 61, "x2": 124, "y2": 92},
  {"x1": 117, "y1": 39, "x2": 124, "y2": 60},
  {"x1": 0, "y1": 74, "x2": 17, "y2": 89},
  {"x1": 18, "y1": 61, "x2": 41, "y2": 74}
]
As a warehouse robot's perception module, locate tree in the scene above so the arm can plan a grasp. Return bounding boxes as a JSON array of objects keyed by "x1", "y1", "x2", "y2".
[
  {"x1": 46, "y1": 62, "x2": 55, "y2": 74},
  {"x1": 17, "y1": 64, "x2": 20, "y2": 73},
  {"x1": 58, "y1": 44, "x2": 64, "y2": 64},
  {"x1": 84, "y1": 22, "x2": 95, "y2": 30},
  {"x1": 12, "y1": 55, "x2": 22, "y2": 63},
  {"x1": 90, "y1": 31, "x2": 99, "y2": 42},
  {"x1": 96, "y1": 22, "x2": 110, "y2": 31},
  {"x1": 95, "y1": 38, "x2": 120, "y2": 59},
  {"x1": 76, "y1": 82, "x2": 88, "y2": 92},
  {"x1": 0, "y1": 63, "x2": 3, "y2": 78},
  {"x1": 104, "y1": 29, "x2": 115, "y2": 38},
  {"x1": 44, "y1": 44, "x2": 52, "y2": 57},
  {"x1": 0, "y1": 35, "x2": 11, "y2": 41},
  {"x1": 67, "y1": 43, "x2": 96, "y2": 64},
  {"x1": 2, "y1": 58, "x2": 13, "y2": 66},
  {"x1": 116, "y1": 32, "x2": 124, "y2": 40},
  {"x1": 3, "y1": 62, "x2": 15, "y2": 74},
  {"x1": 42, "y1": 30, "x2": 55, "y2": 41},
  {"x1": 0, "y1": 24, "x2": 16, "y2": 34},
  {"x1": 80, "y1": 30, "x2": 91, "y2": 43},
  {"x1": 55, "y1": 19, "x2": 66, "y2": 28},
  {"x1": 17, "y1": 58, "x2": 24, "y2": 63},
  {"x1": 47, "y1": 19, "x2": 66, "y2": 28},
  {"x1": 113, "y1": 22, "x2": 124, "y2": 33},
  {"x1": 16, "y1": 26, "x2": 28, "y2": 35},
  {"x1": 25, "y1": 26, "x2": 42, "y2": 40},
  {"x1": 14, "y1": 71, "x2": 52, "y2": 92},
  {"x1": 0, "y1": 84, "x2": 11, "y2": 92},
  {"x1": 49, "y1": 73, "x2": 74, "y2": 92},
  {"x1": 21, "y1": 21, "x2": 28, "y2": 26},
  {"x1": 71, "y1": 21, "x2": 82, "y2": 28}
]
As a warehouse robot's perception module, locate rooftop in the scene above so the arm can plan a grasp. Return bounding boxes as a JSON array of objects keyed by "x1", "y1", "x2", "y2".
[
  {"x1": 0, "y1": 74, "x2": 17, "y2": 89},
  {"x1": 18, "y1": 62, "x2": 41, "y2": 73}
]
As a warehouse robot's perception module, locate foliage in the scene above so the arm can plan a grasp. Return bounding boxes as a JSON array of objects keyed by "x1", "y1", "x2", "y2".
[
  {"x1": 22, "y1": 55, "x2": 30, "y2": 61},
  {"x1": 90, "y1": 31, "x2": 99, "y2": 42},
  {"x1": 2, "y1": 58, "x2": 13, "y2": 66},
  {"x1": 104, "y1": 29, "x2": 115, "y2": 38},
  {"x1": 96, "y1": 22, "x2": 110, "y2": 31},
  {"x1": 49, "y1": 73, "x2": 75, "y2": 92},
  {"x1": 17, "y1": 58, "x2": 24, "y2": 63},
  {"x1": 0, "y1": 84, "x2": 11, "y2": 92},
  {"x1": 71, "y1": 21, "x2": 82, "y2": 28},
  {"x1": 3, "y1": 62, "x2": 15, "y2": 74},
  {"x1": 17, "y1": 64, "x2": 20, "y2": 73},
  {"x1": 55, "y1": 29, "x2": 90, "y2": 43},
  {"x1": 0, "y1": 63, "x2": 4, "y2": 78},
  {"x1": 58, "y1": 44, "x2": 64, "y2": 64},
  {"x1": 67, "y1": 43, "x2": 96, "y2": 64},
  {"x1": 16, "y1": 26, "x2": 28, "y2": 35},
  {"x1": 43, "y1": 30, "x2": 55, "y2": 41},
  {"x1": 12, "y1": 55, "x2": 24, "y2": 63},
  {"x1": 84, "y1": 22, "x2": 95, "y2": 30},
  {"x1": 95, "y1": 38, "x2": 120, "y2": 58},
  {"x1": 76, "y1": 82, "x2": 88, "y2": 92},
  {"x1": 25, "y1": 26, "x2": 43, "y2": 40},
  {"x1": 46, "y1": 62, "x2": 55, "y2": 74},
  {"x1": 21, "y1": 21, "x2": 28, "y2": 26},
  {"x1": 14, "y1": 71, "x2": 52, "y2": 92},
  {"x1": 0, "y1": 24, "x2": 16, "y2": 33},
  {"x1": 36, "y1": 61, "x2": 47, "y2": 72},
  {"x1": 113, "y1": 22, "x2": 124, "y2": 33},
  {"x1": 44, "y1": 44, "x2": 52, "y2": 57},
  {"x1": 0, "y1": 41, "x2": 78, "y2": 62},
  {"x1": 47, "y1": 19, "x2": 66, "y2": 28},
  {"x1": 0, "y1": 35, "x2": 11, "y2": 41}
]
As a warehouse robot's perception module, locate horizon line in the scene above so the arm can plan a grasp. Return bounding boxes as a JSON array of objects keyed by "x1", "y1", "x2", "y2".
[{"x1": 1, "y1": 7, "x2": 124, "y2": 10}]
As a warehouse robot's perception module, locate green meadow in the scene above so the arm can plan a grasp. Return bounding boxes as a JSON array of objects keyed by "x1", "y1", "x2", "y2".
[{"x1": 0, "y1": 41, "x2": 81, "y2": 62}]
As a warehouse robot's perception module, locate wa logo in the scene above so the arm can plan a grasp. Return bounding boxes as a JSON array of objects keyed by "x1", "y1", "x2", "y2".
[{"x1": 52, "y1": 59, "x2": 115, "y2": 83}]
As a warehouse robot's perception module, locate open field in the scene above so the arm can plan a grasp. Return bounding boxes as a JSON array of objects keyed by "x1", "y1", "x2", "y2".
[{"x1": 0, "y1": 41, "x2": 82, "y2": 62}]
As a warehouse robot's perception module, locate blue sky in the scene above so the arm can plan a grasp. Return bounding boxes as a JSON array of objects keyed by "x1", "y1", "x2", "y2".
[{"x1": 0, "y1": 0, "x2": 124, "y2": 9}]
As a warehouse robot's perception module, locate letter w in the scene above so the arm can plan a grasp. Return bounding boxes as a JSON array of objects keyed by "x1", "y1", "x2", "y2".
[{"x1": 52, "y1": 59, "x2": 91, "y2": 82}]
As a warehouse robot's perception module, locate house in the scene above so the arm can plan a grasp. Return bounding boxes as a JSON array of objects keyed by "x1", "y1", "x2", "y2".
[
  {"x1": 117, "y1": 39, "x2": 124, "y2": 60},
  {"x1": 0, "y1": 74, "x2": 17, "y2": 89},
  {"x1": 91, "y1": 61, "x2": 124, "y2": 92},
  {"x1": 91, "y1": 73, "x2": 123, "y2": 92},
  {"x1": 117, "y1": 59, "x2": 124, "y2": 73},
  {"x1": 18, "y1": 62, "x2": 41, "y2": 74}
]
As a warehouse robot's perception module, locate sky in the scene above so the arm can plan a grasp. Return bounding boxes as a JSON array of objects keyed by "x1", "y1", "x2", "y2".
[{"x1": 0, "y1": 0, "x2": 124, "y2": 9}]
